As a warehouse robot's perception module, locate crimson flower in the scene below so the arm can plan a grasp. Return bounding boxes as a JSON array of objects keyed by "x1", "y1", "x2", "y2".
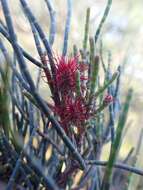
[
  {"x1": 55, "y1": 56, "x2": 88, "y2": 94},
  {"x1": 103, "y1": 94, "x2": 114, "y2": 105},
  {"x1": 54, "y1": 96, "x2": 89, "y2": 132},
  {"x1": 55, "y1": 56, "x2": 77, "y2": 93}
]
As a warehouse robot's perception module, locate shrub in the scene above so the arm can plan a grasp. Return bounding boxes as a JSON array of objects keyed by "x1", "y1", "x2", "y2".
[{"x1": 0, "y1": 0, "x2": 142, "y2": 190}]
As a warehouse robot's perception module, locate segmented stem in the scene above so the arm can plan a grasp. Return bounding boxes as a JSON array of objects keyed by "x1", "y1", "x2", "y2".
[{"x1": 94, "y1": 0, "x2": 112, "y2": 45}]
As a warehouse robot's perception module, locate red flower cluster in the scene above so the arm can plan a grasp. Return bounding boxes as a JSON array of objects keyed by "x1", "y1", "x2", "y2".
[
  {"x1": 54, "y1": 96, "x2": 89, "y2": 132},
  {"x1": 51, "y1": 56, "x2": 90, "y2": 133},
  {"x1": 55, "y1": 56, "x2": 88, "y2": 94},
  {"x1": 55, "y1": 56, "x2": 78, "y2": 94}
]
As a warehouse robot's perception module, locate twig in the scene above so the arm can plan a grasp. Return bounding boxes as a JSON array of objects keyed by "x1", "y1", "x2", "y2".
[
  {"x1": 37, "y1": 129, "x2": 64, "y2": 156},
  {"x1": 0, "y1": 24, "x2": 44, "y2": 68},
  {"x1": 83, "y1": 8, "x2": 90, "y2": 50},
  {"x1": 44, "y1": 0, "x2": 56, "y2": 45},
  {"x1": 86, "y1": 160, "x2": 143, "y2": 176},
  {"x1": 62, "y1": 0, "x2": 72, "y2": 56},
  {"x1": 101, "y1": 89, "x2": 133, "y2": 190},
  {"x1": 94, "y1": 0, "x2": 112, "y2": 45}
]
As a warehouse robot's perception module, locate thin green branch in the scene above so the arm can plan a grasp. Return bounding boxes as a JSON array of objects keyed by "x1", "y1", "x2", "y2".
[
  {"x1": 101, "y1": 89, "x2": 133, "y2": 190},
  {"x1": 94, "y1": 0, "x2": 112, "y2": 45}
]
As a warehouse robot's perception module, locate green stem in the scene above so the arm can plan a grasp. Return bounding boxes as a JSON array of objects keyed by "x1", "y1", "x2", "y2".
[
  {"x1": 83, "y1": 8, "x2": 90, "y2": 50},
  {"x1": 95, "y1": 71, "x2": 119, "y2": 98},
  {"x1": 95, "y1": 0, "x2": 112, "y2": 45},
  {"x1": 0, "y1": 62, "x2": 10, "y2": 139},
  {"x1": 101, "y1": 89, "x2": 133, "y2": 190},
  {"x1": 88, "y1": 43, "x2": 99, "y2": 105},
  {"x1": 125, "y1": 129, "x2": 143, "y2": 190},
  {"x1": 76, "y1": 70, "x2": 81, "y2": 97}
]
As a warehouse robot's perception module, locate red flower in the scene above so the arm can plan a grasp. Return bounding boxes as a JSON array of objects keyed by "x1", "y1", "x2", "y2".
[
  {"x1": 55, "y1": 56, "x2": 88, "y2": 94},
  {"x1": 103, "y1": 94, "x2": 113, "y2": 105},
  {"x1": 55, "y1": 56, "x2": 78, "y2": 93},
  {"x1": 54, "y1": 96, "x2": 89, "y2": 131}
]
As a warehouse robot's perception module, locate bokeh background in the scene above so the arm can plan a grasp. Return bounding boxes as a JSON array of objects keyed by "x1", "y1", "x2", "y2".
[{"x1": 0, "y1": 0, "x2": 143, "y2": 189}]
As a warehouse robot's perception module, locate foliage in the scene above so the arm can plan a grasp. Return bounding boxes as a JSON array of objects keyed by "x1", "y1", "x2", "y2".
[{"x1": 0, "y1": 0, "x2": 143, "y2": 189}]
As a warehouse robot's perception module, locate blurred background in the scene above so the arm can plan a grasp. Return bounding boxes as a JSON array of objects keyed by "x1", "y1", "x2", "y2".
[{"x1": 0, "y1": 0, "x2": 143, "y2": 188}]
